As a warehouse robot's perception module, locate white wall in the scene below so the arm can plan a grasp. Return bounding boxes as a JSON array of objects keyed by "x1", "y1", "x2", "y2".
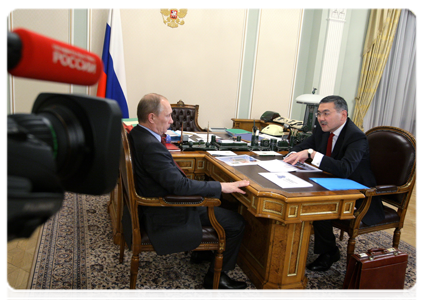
[
  {"x1": 9, "y1": 9, "x2": 303, "y2": 129},
  {"x1": 8, "y1": 9, "x2": 72, "y2": 114},
  {"x1": 251, "y1": 9, "x2": 302, "y2": 119}
]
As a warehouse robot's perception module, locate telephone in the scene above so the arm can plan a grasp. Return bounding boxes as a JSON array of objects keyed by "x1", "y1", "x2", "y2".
[
  {"x1": 261, "y1": 124, "x2": 284, "y2": 136},
  {"x1": 273, "y1": 116, "x2": 303, "y2": 127}
]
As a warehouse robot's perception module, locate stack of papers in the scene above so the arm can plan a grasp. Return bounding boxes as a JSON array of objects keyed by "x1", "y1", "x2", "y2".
[
  {"x1": 173, "y1": 131, "x2": 218, "y2": 143},
  {"x1": 166, "y1": 130, "x2": 181, "y2": 142},
  {"x1": 252, "y1": 151, "x2": 282, "y2": 156},
  {"x1": 122, "y1": 118, "x2": 138, "y2": 126},
  {"x1": 257, "y1": 160, "x2": 315, "y2": 188},
  {"x1": 215, "y1": 155, "x2": 259, "y2": 166},
  {"x1": 215, "y1": 156, "x2": 322, "y2": 189},
  {"x1": 258, "y1": 159, "x2": 321, "y2": 173},
  {"x1": 207, "y1": 151, "x2": 237, "y2": 156},
  {"x1": 213, "y1": 154, "x2": 367, "y2": 191}
]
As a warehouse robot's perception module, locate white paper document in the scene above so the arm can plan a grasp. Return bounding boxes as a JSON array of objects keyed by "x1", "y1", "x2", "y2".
[
  {"x1": 207, "y1": 151, "x2": 237, "y2": 156},
  {"x1": 293, "y1": 162, "x2": 322, "y2": 172},
  {"x1": 216, "y1": 155, "x2": 260, "y2": 166},
  {"x1": 219, "y1": 140, "x2": 246, "y2": 144},
  {"x1": 252, "y1": 151, "x2": 282, "y2": 156},
  {"x1": 259, "y1": 172, "x2": 313, "y2": 189},
  {"x1": 258, "y1": 160, "x2": 298, "y2": 173},
  {"x1": 258, "y1": 159, "x2": 321, "y2": 173}
]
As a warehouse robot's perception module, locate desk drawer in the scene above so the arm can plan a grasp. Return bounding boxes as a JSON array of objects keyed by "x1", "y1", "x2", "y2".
[
  {"x1": 207, "y1": 162, "x2": 233, "y2": 183},
  {"x1": 174, "y1": 157, "x2": 195, "y2": 173},
  {"x1": 174, "y1": 157, "x2": 206, "y2": 177}
]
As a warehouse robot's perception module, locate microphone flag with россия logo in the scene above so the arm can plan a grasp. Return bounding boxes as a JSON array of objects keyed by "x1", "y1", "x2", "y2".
[{"x1": 96, "y1": 9, "x2": 129, "y2": 118}]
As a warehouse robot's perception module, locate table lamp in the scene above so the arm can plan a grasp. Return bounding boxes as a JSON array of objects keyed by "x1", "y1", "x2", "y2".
[{"x1": 295, "y1": 93, "x2": 323, "y2": 132}]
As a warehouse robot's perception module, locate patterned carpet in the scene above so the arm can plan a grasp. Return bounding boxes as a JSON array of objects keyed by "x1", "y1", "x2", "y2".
[{"x1": 28, "y1": 193, "x2": 416, "y2": 290}]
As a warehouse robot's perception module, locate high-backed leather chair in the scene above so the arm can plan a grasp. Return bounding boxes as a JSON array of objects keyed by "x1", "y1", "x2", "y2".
[
  {"x1": 332, "y1": 126, "x2": 416, "y2": 263},
  {"x1": 170, "y1": 100, "x2": 205, "y2": 131},
  {"x1": 118, "y1": 124, "x2": 225, "y2": 289}
]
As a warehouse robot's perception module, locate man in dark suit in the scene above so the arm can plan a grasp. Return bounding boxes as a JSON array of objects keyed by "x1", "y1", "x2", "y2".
[
  {"x1": 284, "y1": 95, "x2": 385, "y2": 272},
  {"x1": 128, "y1": 93, "x2": 250, "y2": 289}
]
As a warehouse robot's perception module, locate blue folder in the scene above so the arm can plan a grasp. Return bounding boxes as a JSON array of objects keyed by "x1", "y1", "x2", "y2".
[{"x1": 309, "y1": 178, "x2": 369, "y2": 191}]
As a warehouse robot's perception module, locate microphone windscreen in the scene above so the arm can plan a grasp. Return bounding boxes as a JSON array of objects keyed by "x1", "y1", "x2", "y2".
[{"x1": 9, "y1": 28, "x2": 103, "y2": 86}]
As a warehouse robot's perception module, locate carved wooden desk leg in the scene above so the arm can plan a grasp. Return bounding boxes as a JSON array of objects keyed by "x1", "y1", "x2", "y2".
[{"x1": 237, "y1": 207, "x2": 313, "y2": 289}]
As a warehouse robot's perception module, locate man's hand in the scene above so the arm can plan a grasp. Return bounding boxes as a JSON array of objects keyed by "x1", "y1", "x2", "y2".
[
  {"x1": 283, "y1": 150, "x2": 308, "y2": 165},
  {"x1": 221, "y1": 180, "x2": 250, "y2": 194}
]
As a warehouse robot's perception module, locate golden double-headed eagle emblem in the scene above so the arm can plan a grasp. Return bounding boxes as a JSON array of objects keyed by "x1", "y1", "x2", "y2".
[{"x1": 160, "y1": 9, "x2": 188, "y2": 28}]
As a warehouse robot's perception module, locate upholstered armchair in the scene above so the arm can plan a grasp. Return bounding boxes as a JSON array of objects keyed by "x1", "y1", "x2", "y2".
[
  {"x1": 170, "y1": 100, "x2": 205, "y2": 131},
  {"x1": 117, "y1": 124, "x2": 225, "y2": 289},
  {"x1": 332, "y1": 126, "x2": 416, "y2": 264}
]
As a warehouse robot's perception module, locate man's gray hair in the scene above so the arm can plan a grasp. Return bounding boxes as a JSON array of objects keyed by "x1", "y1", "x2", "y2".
[{"x1": 137, "y1": 93, "x2": 167, "y2": 123}]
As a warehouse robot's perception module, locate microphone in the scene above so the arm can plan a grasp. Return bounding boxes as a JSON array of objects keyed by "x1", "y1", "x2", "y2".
[{"x1": 8, "y1": 28, "x2": 103, "y2": 86}]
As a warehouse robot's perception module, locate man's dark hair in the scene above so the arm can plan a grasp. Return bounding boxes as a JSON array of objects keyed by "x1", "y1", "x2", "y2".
[{"x1": 320, "y1": 95, "x2": 348, "y2": 115}]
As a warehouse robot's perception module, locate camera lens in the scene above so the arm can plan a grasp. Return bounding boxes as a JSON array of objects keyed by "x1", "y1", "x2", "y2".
[
  {"x1": 31, "y1": 94, "x2": 95, "y2": 188},
  {"x1": 31, "y1": 93, "x2": 122, "y2": 195}
]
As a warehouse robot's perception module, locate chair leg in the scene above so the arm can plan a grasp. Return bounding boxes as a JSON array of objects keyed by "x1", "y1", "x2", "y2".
[
  {"x1": 130, "y1": 254, "x2": 139, "y2": 289},
  {"x1": 339, "y1": 230, "x2": 345, "y2": 241},
  {"x1": 119, "y1": 234, "x2": 125, "y2": 263},
  {"x1": 393, "y1": 228, "x2": 402, "y2": 248},
  {"x1": 212, "y1": 252, "x2": 223, "y2": 289},
  {"x1": 346, "y1": 236, "x2": 356, "y2": 265}
]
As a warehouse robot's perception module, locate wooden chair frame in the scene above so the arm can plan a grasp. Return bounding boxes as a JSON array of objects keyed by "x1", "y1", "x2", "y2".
[
  {"x1": 118, "y1": 124, "x2": 226, "y2": 289},
  {"x1": 332, "y1": 126, "x2": 416, "y2": 263}
]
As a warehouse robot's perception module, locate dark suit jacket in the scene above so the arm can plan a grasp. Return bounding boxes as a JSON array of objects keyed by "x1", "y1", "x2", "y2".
[
  {"x1": 127, "y1": 125, "x2": 222, "y2": 255},
  {"x1": 292, "y1": 118, "x2": 385, "y2": 225}
]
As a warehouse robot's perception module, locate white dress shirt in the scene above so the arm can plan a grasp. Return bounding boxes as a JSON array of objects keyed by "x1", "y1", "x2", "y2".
[{"x1": 311, "y1": 121, "x2": 346, "y2": 167}]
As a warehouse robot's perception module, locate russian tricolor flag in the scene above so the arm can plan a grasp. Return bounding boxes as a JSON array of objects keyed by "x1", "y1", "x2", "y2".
[{"x1": 97, "y1": 9, "x2": 129, "y2": 118}]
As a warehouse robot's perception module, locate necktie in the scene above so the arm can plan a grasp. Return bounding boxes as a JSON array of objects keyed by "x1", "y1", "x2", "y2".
[
  {"x1": 161, "y1": 134, "x2": 186, "y2": 175},
  {"x1": 161, "y1": 135, "x2": 167, "y2": 145},
  {"x1": 326, "y1": 132, "x2": 334, "y2": 156}
]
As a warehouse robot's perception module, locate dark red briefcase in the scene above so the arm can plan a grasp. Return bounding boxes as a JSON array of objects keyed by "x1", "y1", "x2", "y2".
[{"x1": 343, "y1": 248, "x2": 408, "y2": 289}]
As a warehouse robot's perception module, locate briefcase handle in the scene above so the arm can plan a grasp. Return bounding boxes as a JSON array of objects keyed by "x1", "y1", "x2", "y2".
[{"x1": 366, "y1": 248, "x2": 400, "y2": 260}]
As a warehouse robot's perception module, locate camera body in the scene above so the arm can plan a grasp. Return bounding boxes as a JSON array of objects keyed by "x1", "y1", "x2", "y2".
[
  {"x1": 8, "y1": 29, "x2": 122, "y2": 241},
  {"x1": 8, "y1": 93, "x2": 122, "y2": 240}
]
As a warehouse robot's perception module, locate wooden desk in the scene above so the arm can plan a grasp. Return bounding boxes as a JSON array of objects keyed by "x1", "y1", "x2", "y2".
[
  {"x1": 174, "y1": 152, "x2": 364, "y2": 289},
  {"x1": 110, "y1": 149, "x2": 364, "y2": 289}
]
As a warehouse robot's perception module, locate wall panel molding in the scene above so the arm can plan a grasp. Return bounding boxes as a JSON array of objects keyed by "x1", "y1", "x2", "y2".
[{"x1": 318, "y1": 9, "x2": 347, "y2": 96}]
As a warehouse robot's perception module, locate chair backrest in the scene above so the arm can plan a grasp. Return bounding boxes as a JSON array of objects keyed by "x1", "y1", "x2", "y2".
[
  {"x1": 170, "y1": 100, "x2": 203, "y2": 131},
  {"x1": 119, "y1": 124, "x2": 136, "y2": 204},
  {"x1": 366, "y1": 126, "x2": 416, "y2": 205},
  {"x1": 120, "y1": 124, "x2": 162, "y2": 207}
]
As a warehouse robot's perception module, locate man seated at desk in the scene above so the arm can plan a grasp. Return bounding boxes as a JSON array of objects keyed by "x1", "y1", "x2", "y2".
[
  {"x1": 283, "y1": 95, "x2": 385, "y2": 272},
  {"x1": 128, "y1": 93, "x2": 250, "y2": 289}
]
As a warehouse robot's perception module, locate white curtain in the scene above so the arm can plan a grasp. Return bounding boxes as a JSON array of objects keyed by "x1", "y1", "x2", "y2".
[{"x1": 363, "y1": 9, "x2": 416, "y2": 136}]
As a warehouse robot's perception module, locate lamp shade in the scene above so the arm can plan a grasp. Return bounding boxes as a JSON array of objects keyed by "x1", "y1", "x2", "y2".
[{"x1": 295, "y1": 94, "x2": 323, "y2": 104}]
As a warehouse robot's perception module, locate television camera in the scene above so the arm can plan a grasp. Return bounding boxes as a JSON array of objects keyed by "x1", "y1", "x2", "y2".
[{"x1": 7, "y1": 29, "x2": 122, "y2": 241}]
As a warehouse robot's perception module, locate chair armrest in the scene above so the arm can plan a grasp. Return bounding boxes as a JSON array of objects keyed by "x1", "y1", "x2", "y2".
[
  {"x1": 353, "y1": 194, "x2": 372, "y2": 220},
  {"x1": 161, "y1": 195, "x2": 221, "y2": 207},
  {"x1": 163, "y1": 195, "x2": 204, "y2": 204},
  {"x1": 366, "y1": 185, "x2": 398, "y2": 196},
  {"x1": 134, "y1": 193, "x2": 221, "y2": 207}
]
